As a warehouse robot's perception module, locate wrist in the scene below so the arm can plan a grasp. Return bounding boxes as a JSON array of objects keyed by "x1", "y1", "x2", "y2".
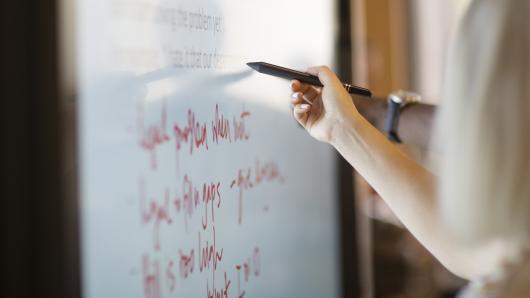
[{"x1": 330, "y1": 110, "x2": 364, "y2": 148}]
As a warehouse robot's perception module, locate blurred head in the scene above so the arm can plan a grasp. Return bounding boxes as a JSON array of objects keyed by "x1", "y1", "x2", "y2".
[{"x1": 435, "y1": 0, "x2": 530, "y2": 246}]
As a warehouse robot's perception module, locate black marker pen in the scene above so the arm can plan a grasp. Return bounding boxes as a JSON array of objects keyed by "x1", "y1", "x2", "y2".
[{"x1": 247, "y1": 61, "x2": 372, "y2": 97}]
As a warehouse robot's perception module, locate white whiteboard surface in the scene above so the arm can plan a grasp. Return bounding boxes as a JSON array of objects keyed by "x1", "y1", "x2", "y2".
[{"x1": 77, "y1": 0, "x2": 341, "y2": 297}]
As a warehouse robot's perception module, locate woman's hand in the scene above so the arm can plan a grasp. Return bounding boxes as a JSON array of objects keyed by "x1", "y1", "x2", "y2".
[{"x1": 290, "y1": 66, "x2": 360, "y2": 143}]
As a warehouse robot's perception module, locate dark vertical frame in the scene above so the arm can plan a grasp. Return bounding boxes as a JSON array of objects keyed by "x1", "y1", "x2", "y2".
[
  {"x1": 335, "y1": 0, "x2": 360, "y2": 297},
  {"x1": 1, "y1": 1, "x2": 80, "y2": 298}
]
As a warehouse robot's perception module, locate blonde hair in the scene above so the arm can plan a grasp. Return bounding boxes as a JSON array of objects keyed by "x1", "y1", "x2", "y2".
[{"x1": 435, "y1": 0, "x2": 530, "y2": 244}]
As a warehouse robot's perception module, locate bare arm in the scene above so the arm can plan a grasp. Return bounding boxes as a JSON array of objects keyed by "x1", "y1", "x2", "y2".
[
  {"x1": 290, "y1": 66, "x2": 503, "y2": 280},
  {"x1": 331, "y1": 106, "x2": 464, "y2": 276}
]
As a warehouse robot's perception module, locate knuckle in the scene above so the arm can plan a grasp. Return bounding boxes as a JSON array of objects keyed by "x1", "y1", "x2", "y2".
[{"x1": 319, "y1": 65, "x2": 330, "y2": 73}]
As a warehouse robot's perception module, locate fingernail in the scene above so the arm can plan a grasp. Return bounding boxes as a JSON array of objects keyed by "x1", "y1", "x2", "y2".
[
  {"x1": 301, "y1": 104, "x2": 310, "y2": 109},
  {"x1": 291, "y1": 92, "x2": 300, "y2": 99}
]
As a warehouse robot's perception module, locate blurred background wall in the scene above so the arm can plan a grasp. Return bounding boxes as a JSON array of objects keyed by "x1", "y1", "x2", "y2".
[{"x1": 352, "y1": 0, "x2": 471, "y2": 102}]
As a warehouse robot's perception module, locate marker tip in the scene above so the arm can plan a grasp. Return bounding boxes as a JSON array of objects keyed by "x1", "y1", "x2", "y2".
[{"x1": 246, "y1": 62, "x2": 259, "y2": 71}]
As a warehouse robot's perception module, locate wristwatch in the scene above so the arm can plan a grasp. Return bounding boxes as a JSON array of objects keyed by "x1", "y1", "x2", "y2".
[{"x1": 384, "y1": 90, "x2": 421, "y2": 143}]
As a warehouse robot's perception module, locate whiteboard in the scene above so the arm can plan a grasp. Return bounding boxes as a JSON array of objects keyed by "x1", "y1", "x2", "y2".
[{"x1": 76, "y1": 0, "x2": 341, "y2": 297}]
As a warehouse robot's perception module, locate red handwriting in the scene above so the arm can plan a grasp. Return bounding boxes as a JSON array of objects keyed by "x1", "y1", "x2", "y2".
[
  {"x1": 212, "y1": 104, "x2": 232, "y2": 144},
  {"x1": 202, "y1": 182, "x2": 221, "y2": 230},
  {"x1": 199, "y1": 227, "x2": 223, "y2": 273},
  {"x1": 162, "y1": 247, "x2": 195, "y2": 294},
  {"x1": 211, "y1": 104, "x2": 251, "y2": 144},
  {"x1": 140, "y1": 175, "x2": 223, "y2": 250},
  {"x1": 252, "y1": 247, "x2": 261, "y2": 277},
  {"x1": 176, "y1": 174, "x2": 200, "y2": 232},
  {"x1": 235, "y1": 247, "x2": 261, "y2": 298},
  {"x1": 166, "y1": 260, "x2": 176, "y2": 292},
  {"x1": 142, "y1": 255, "x2": 161, "y2": 298},
  {"x1": 137, "y1": 99, "x2": 170, "y2": 170},
  {"x1": 231, "y1": 168, "x2": 252, "y2": 225},
  {"x1": 179, "y1": 248, "x2": 195, "y2": 279},
  {"x1": 199, "y1": 226, "x2": 225, "y2": 298},
  {"x1": 172, "y1": 175, "x2": 222, "y2": 232},
  {"x1": 173, "y1": 105, "x2": 251, "y2": 175},
  {"x1": 174, "y1": 109, "x2": 209, "y2": 175},
  {"x1": 230, "y1": 159, "x2": 285, "y2": 224},
  {"x1": 207, "y1": 271, "x2": 231, "y2": 298},
  {"x1": 143, "y1": 244, "x2": 260, "y2": 298},
  {"x1": 139, "y1": 179, "x2": 173, "y2": 251},
  {"x1": 233, "y1": 109, "x2": 250, "y2": 142},
  {"x1": 234, "y1": 265, "x2": 245, "y2": 298},
  {"x1": 137, "y1": 103, "x2": 252, "y2": 174},
  {"x1": 254, "y1": 159, "x2": 285, "y2": 185},
  {"x1": 136, "y1": 102, "x2": 276, "y2": 298}
]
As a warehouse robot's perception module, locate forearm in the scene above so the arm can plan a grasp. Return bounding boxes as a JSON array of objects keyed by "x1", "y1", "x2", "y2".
[
  {"x1": 331, "y1": 112, "x2": 486, "y2": 279},
  {"x1": 331, "y1": 113, "x2": 439, "y2": 244}
]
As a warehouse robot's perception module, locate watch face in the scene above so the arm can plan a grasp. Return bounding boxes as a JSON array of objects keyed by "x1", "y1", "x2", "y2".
[{"x1": 389, "y1": 91, "x2": 422, "y2": 106}]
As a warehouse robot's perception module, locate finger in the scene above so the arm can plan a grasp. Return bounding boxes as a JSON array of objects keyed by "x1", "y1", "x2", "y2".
[
  {"x1": 293, "y1": 103, "x2": 311, "y2": 120},
  {"x1": 299, "y1": 82, "x2": 313, "y2": 94},
  {"x1": 291, "y1": 92, "x2": 315, "y2": 106},
  {"x1": 290, "y1": 80, "x2": 302, "y2": 92},
  {"x1": 290, "y1": 92, "x2": 305, "y2": 105},
  {"x1": 293, "y1": 104, "x2": 311, "y2": 124},
  {"x1": 291, "y1": 84, "x2": 320, "y2": 104},
  {"x1": 290, "y1": 80, "x2": 313, "y2": 94},
  {"x1": 301, "y1": 86, "x2": 320, "y2": 104},
  {"x1": 306, "y1": 65, "x2": 342, "y2": 87}
]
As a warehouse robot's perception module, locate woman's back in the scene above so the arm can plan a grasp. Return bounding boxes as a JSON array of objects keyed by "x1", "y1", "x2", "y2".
[{"x1": 438, "y1": 0, "x2": 530, "y2": 296}]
